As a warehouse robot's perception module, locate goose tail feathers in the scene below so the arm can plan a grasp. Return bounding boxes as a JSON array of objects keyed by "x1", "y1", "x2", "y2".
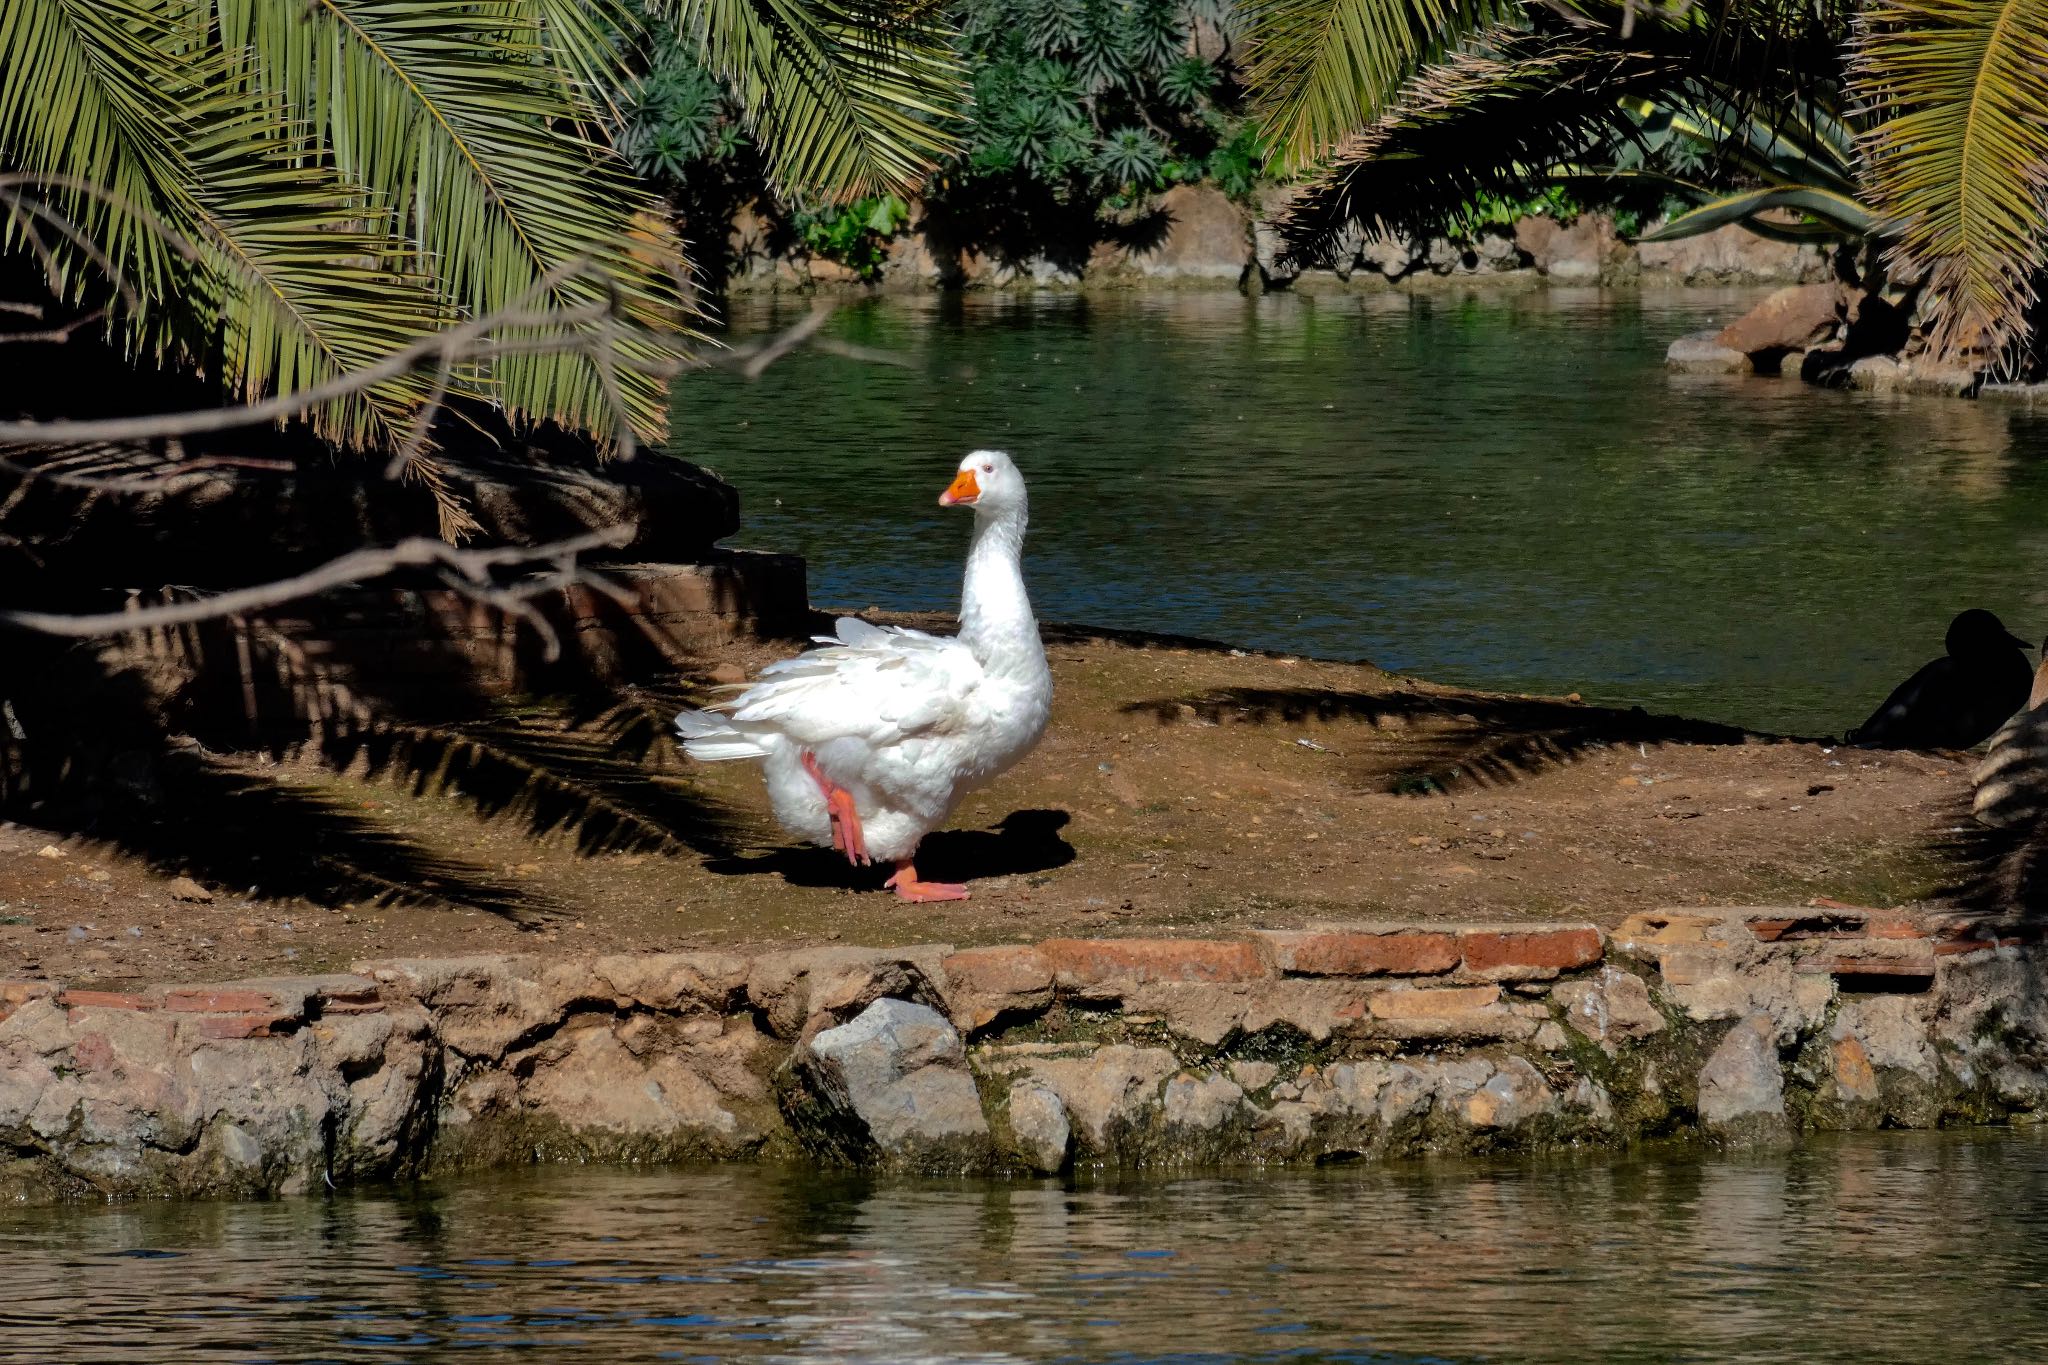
[{"x1": 674, "y1": 708, "x2": 773, "y2": 762}]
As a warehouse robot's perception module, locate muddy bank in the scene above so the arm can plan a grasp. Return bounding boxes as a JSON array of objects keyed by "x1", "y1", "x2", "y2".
[
  {"x1": 3, "y1": 904, "x2": 2043, "y2": 1202},
  {"x1": 0, "y1": 626, "x2": 1970, "y2": 987}
]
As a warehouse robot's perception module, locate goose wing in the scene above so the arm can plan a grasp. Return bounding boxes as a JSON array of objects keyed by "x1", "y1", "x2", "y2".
[{"x1": 719, "y1": 617, "x2": 984, "y2": 749}]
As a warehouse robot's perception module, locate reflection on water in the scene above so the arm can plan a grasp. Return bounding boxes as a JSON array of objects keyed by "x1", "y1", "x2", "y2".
[
  {"x1": 8, "y1": 1129, "x2": 2048, "y2": 1362},
  {"x1": 672, "y1": 289, "x2": 2048, "y2": 736}
]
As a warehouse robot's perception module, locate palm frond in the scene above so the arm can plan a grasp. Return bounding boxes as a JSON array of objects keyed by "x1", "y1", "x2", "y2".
[
  {"x1": 0, "y1": 0, "x2": 201, "y2": 311},
  {"x1": 182, "y1": 107, "x2": 450, "y2": 453},
  {"x1": 1241, "y1": 0, "x2": 1512, "y2": 170},
  {"x1": 210, "y1": 0, "x2": 694, "y2": 444},
  {"x1": 678, "y1": 0, "x2": 965, "y2": 200},
  {"x1": 1276, "y1": 31, "x2": 1678, "y2": 261},
  {"x1": 513, "y1": 0, "x2": 647, "y2": 125},
  {"x1": 1856, "y1": 0, "x2": 2048, "y2": 362}
]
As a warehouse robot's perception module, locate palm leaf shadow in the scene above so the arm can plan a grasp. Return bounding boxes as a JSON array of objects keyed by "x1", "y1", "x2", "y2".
[
  {"x1": 1120, "y1": 684, "x2": 1783, "y2": 794},
  {"x1": 110, "y1": 754, "x2": 559, "y2": 927},
  {"x1": 307, "y1": 682, "x2": 751, "y2": 860}
]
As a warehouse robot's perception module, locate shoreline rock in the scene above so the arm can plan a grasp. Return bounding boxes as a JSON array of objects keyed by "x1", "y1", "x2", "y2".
[
  {"x1": 5, "y1": 905, "x2": 2046, "y2": 1202},
  {"x1": 720, "y1": 210, "x2": 1832, "y2": 296}
]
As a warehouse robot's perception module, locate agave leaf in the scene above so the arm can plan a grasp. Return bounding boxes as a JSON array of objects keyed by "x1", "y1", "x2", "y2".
[
  {"x1": 1635, "y1": 183, "x2": 1874, "y2": 241},
  {"x1": 1856, "y1": 0, "x2": 2048, "y2": 362}
]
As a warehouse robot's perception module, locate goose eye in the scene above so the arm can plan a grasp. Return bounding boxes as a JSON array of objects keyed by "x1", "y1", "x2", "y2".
[{"x1": 981, "y1": 463, "x2": 994, "y2": 473}]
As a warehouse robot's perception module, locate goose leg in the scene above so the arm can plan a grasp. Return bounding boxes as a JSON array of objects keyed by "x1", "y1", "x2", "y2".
[
  {"x1": 801, "y1": 750, "x2": 869, "y2": 866},
  {"x1": 885, "y1": 860, "x2": 968, "y2": 902}
]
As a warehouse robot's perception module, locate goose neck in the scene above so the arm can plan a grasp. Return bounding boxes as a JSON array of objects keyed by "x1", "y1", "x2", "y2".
[{"x1": 958, "y1": 506, "x2": 1039, "y2": 671}]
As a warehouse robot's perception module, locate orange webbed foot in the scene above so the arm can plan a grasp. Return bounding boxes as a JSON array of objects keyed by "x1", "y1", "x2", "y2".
[{"x1": 885, "y1": 861, "x2": 968, "y2": 902}]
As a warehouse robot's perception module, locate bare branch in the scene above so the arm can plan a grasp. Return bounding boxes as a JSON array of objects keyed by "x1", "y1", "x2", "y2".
[
  {"x1": 0, "y1": 523, "x2": 635, "y2": 639},
  {"x1": 0, "y1": 261, "x2": 601, "y2": 447},
  {"x1": 731, "y1": 304, "x2": 837, "y2": 380},
  {"x1": 810, "y1": 337, "x2": 917, "y2": 369},
  {"x1": 0, "y1": 307, "x2": 106, "y2": 347}
]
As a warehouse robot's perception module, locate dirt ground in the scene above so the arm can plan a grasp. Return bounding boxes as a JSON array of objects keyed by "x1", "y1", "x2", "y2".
[{"x1": 0, "y1": 620, "x2": 1984, "y2": 987}]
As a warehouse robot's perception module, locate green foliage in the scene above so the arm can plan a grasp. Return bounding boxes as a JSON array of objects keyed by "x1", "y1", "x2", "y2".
[
  {"x1": 622, "y1": 0, "x2": 1269, "y2": 258},
  {"x1": 621, "y1": 25, "x2": 748, "y2": 180},
  {"x1": 793, "y1": 194, "x2": 913, "y2": 273},
  {"x1": 956, "y1": 0, "x2": 1259, "y2": 199}
]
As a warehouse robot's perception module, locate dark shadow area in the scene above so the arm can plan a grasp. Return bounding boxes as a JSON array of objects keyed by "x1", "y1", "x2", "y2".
[
  {"x1": 1, "y1": 636, "x2": 554, "y2": 925},
  {"x1": 1929, "y1": 798, "x2": 2048, "y2": 924},
  {"x1": 702, "y1": 808, "x2": 1073, "y2": 891},
  {"x1": 917, "y1": 809, "x2": 1075, "y2": 882},
  {"x1": 1, "y1": 509, "x2": 762, "y2": 915},
  {"x1": 1121, "y1": 685, "x2": 1793, "y2": 795}
]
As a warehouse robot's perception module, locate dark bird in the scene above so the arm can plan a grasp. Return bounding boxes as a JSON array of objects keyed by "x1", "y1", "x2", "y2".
[{"x1": 1848, "y1": 608, "x2": 2034, "y2": 750}]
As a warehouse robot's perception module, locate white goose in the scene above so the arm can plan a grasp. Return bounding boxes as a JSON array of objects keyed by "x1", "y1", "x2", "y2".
[{"x1": 674, "y1": 450, "x2": 1052, "y2": 901}]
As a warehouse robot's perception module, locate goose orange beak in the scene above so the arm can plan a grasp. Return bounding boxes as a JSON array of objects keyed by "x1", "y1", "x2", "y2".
[{"x1": 939, "y1": 468, "x2": 980, "y2": 507}]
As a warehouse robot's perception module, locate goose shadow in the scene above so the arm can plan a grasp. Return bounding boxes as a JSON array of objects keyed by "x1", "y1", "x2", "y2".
[{"x1": 703, "y1": 808, "x2": 1074, "y2": 891}]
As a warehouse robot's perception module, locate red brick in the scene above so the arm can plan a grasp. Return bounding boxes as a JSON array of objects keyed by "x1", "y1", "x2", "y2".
[
  {"x1": 1458, "y1": 927, "x2": 1602, "y2": 978},
  {"x1": 1257, "y1": 930, "x2": 1458, "y2": 978},
  {"x1": 163, "y1": 988, "x2": 285, "y2": 1014},
  {"x1": 1038, "y1": 938, "x2": 1268, "y2": 988},
  {"x1": 1368, "y1": 984, "x2": 1502, "y2": 1019},
  {"x1": 1826, "y1": 955, "x2": 1934, "y2": 982},
  {"x1": 1865, "y1": 917, "x2": 1931, "y2": 941},
  {"x1": 193, "y1": 1012, "x2": 291, "y2": 1040},
  {"x1": 942, "y1": 945, "x2": 1054, "y2": 997},
  {"x1": 58, "y1": 989, "x2": 156, "y2": 1012},
  {"x1": 0, "y1": 981, "x2": 54, "y2": 1025}
]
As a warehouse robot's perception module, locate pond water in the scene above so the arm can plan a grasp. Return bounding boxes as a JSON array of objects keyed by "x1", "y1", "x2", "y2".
[
  {"x1": 7, "y1": 1128, "x2": 2048, "y2": 1361},
  {"x1": 673, "y1": 289, "x2": 2048, "y2": 738}
]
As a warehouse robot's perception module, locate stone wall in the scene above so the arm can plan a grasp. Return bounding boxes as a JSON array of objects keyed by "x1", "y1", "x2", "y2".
[
  {"x1": 722, "y1": 191, "x2": 1833, "y2": 294},
  {"x1": 5, "y1": 905, "x2": 2043, "y2": 1201}
]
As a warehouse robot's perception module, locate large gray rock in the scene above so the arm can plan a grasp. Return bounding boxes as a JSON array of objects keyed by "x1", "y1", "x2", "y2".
[
  {"x1": 1019, "y1": 1045, "x2": 1178, "y2": 1152},
  {"x1": 795, "y1": 998, "x2": 992, "y2": 1171},
  {"x1": 1554, "y1": 967, "x2": 1666, "y2": 1050},
  {"x1": 1636, "y1": 222, "x2": 1825, "y2": 283},
  {"x1": 1006, "y1": 1080, "x2": 1071, "y2": 1174},
  {"x1": 1163, "y1": 1071, "x2": 1246, "y2": 1132},
  {"x1": 1697, "y1": 1015, "x2": 1787, "y2": 1138},
  {"x1": 1137, "y1": 184, "x2": 1252, "y2": 281},
  {"x1": 1461, "y1": 1058, "x2": 1557, "y2": 1130},
  {"x1": 1359, "y1": 231, "x2": 1421, "y2": 279},
  {"x1": 1514, "y1": 214, "x2": 1618, "y2": 280},
  {"x1": 1666, "y1": 330, "x2": 1750, "y2": 374}
]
